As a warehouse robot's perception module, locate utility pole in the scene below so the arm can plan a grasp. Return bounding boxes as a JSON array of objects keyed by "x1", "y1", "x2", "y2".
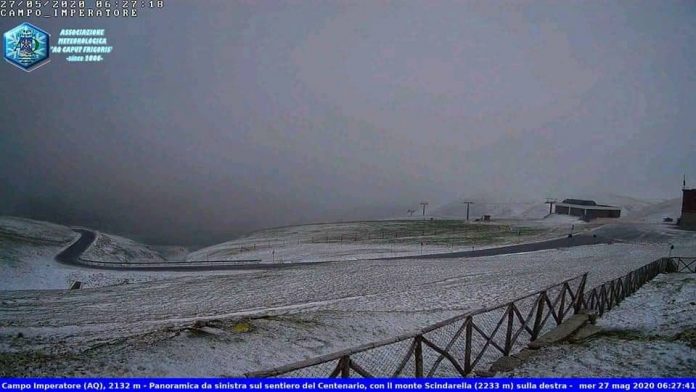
[
  {"x1": 545, "y1": 198, "x2": 557, "y2": 215},
  {"x1": 420, "y1": 201, "x2": 429, "y2": 217},
  {"x1": 461, "y1": 201, "x2": 474, "y2": 221}
]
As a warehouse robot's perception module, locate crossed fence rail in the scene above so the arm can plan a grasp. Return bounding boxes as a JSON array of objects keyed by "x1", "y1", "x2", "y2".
[
  {"x1": 669, "y1": 256, "x2": 696, "y2": 273},
  {"x1": 581, "y1": 257, "x2": 676, "y2": 316},
  {"x1": 246, "y1": 257, "x2": 694, "y2": 378}
]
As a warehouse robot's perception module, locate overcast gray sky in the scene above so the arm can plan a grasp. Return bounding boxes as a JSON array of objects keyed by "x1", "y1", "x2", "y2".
[{"x1": 1, "y1": 1, "x2": 695, "y2": 245}]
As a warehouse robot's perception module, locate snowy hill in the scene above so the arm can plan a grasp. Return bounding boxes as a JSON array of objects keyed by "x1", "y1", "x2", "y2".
[
  {"x1": 620, "y1": 198, "x2": 682, "y2": 223},
  {"x1": 187, "y1": 218, "x2": 562, "y2": 264},
  {"x1": 81, "y1": 232, "x2": 166, "y2": 264},
  {"x1": 0, "y1": 216, "x2": 78, "y2": 244},
  {"x1": 0, "y1": 216, "x2": 188, "y2": 291}
]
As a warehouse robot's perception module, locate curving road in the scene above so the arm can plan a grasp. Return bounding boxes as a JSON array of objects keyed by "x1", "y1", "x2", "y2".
[
  {"x1": 53, "y1": 223, "x2": 668, "y2": 272},
  {"x1": 54, "y1": 229, "x2": 305, "y2": 271},
  {"x1": 54, "y1": 229, "x2": 96, "y2": 265}
]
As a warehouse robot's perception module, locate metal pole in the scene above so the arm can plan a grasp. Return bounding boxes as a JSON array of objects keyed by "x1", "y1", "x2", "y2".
[
  {"x1": 461, "y1": 201, "x2": 474, "y2": 221},
  {"x1": 420, "y1": 202, "x2": 429, "y2": 217}
]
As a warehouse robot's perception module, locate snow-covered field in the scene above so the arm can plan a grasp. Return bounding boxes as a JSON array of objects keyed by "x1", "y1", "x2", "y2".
[
  {"x1": 0, "y1": 199, "x2": 694, "y2": 376},
  {"x1": 187, "y1": 220, "x2": 561, "y2": 264},
  {"x1": 507, "y1": 273, "x2": 696, "y2": 377},
  {"x1": 432, "y1": 200, "x2": 550, "y2": 220},
  {"x1": 0, "y1": 241, "x2": 674, "y2": 376}
]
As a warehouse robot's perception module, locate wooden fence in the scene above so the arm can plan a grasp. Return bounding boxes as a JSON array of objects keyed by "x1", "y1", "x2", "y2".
[
  {"x1": 668, "y1": 256, "x2": 696, "y2": 273},
  {"x1": 247, "y1": 256, "x2": 692, "y2": 378},
  {"x1": 247, "y1": 273, "x2": 588, "y2": 377},
  {"x1": 580, "y1": 257, "x2": 674, "y2": 317}
]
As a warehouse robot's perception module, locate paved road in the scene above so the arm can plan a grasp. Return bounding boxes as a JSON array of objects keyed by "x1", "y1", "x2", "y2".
[
  {"x1": 383, "y1": 233, "x2": 612, "y2": 260},
  {"x1": 54, "y1": 223, "x2": 670, "y2": 272},
  {"x1": 54, "y1": 229, "x2": 96, "y2": 265},
  {"x1": 55, "y1": 227, "x2": 620, "y2": 272},
  {"x1": 54, "y1": 229, "x2": 309, "y2": 271}
]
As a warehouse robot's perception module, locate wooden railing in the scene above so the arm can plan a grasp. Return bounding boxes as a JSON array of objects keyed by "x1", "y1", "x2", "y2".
[
  {"x1": 667, "y1": 256, "x2": 696, "y2": 273},
  {"x1": 581, "y1": 258, "x2": 673, "y2": 316},
  {"x1": 246, "y1": 273, "x2": 588, "y2": 378},
  {"x1": 246, "y1": 256, "x2": 694, "y2": 378}
]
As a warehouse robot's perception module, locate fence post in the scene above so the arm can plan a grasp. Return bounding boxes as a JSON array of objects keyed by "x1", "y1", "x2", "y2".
[
  {"x1": 532, "y1": 291, "x2": 546, "y2": 340},
  {"x1": 504, "y1": 303, "x2": 514, "y2": 355},
  {"x1": 414, "y1": 335, "x2": 424, "y2": 378},
  {"x1": 625, "y1": 273, "x2": 631, "y2": 294},
  {"x1": 574, "y1": 273, "x2": 587, "y2": 313},
  {"x1": 464, "y1": 317, "x2": 473, "y2": 374},
  {"x1": 558, "y1": 284, "x2": 567, "y2": 324},
  {"x1": 339, "y1": 356, "x2": 350, "y2": 378},
  {"x1": 589, "y1": 288, "x2": 596, "y2": 310},
  {"x1": 609, "y1": 279, "x2": 616, "y2": 304}
]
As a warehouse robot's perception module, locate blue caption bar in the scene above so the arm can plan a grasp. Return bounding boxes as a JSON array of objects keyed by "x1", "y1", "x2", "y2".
[{"x1": 1, "y1": 379, "x2": 695, "y2": 392}]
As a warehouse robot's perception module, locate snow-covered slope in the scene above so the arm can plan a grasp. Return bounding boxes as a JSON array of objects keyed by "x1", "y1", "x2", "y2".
[
  {"x1": 0, "y1": 217, "x2": 212, "y2": 291},
  {"x1": 0, "y1": 217, "x2": 80, "y2": 290},
  {"x1": 151, "y1": 245, "x2": 190, "y2": 261},
  {"x1": 620, "y1": 198, "x2": 682, "y2": 223},
  {"x1": 0, "y1": 216, "x2": 77, "y2": 244},
  {"x1": 507, "y1": 273, "x2": 696, "y2": 377},
  {"x1": 187, "y1": 220, "x2": 554, "y2": 263},
  {"x1": 81, "y1": 232, "x2": 166, "y2": 264}
]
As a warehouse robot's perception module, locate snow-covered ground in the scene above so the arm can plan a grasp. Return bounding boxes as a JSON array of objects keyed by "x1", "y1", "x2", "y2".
[
  {"x1": 0, "y1": 241, "x2": 675, "y2": 376},
  {"x1": 81, "y1": 232, "x2": 166, "y2": 264},
  {"x1": 0, "y1": 218, "x2": 255, "y2": 291},
  {"x1": 0, "y1": 216, "x2": 78, "y2": 244},
  {"x1": 620, "y1": 197, "x2": 682, "y2": 224},
  {"x1": 1, "y1": 216, "x2": 80, "y2": 291},
  {"x1": 432, "y1": 200, "x2": 550, "y2": 220},
  {"x1": 187, "y1": 220, "x2": 561, "y2": 264},
  {"x1": 506, "y1": 273, "x2": 696, "y2": 377},
  {"x1": 0, "y1": 202, "x2": 694, "y2": 376},
  {"x1": 151, "y1": 245, "x2": 190, "y2": 261}
]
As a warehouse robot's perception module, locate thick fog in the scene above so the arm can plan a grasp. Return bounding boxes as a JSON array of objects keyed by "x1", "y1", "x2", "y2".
[{"x1": 1, "y1": 1, "x2": 695, "y2": 245}]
